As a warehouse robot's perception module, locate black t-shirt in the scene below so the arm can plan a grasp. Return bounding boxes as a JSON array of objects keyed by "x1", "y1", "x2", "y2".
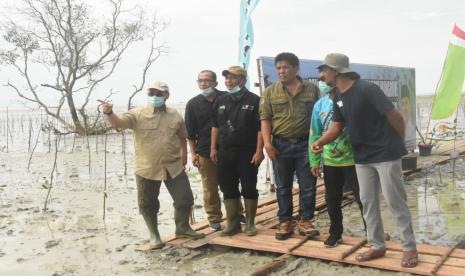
[
  {"x1": 333, "y1": 79, "x2": 407, "y2": 164},
  {"x1": 185, "y1": 90, "x2": 226, "y2": 158},
  {"x1": 212, "y1": 88, "x2": 260, "y2": 152}
]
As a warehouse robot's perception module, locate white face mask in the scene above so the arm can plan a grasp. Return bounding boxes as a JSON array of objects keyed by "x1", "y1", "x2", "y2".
[
  {"x1": 227, "y1": 85, "x2": 241, "y2": 93},
  {"x1": 200, "y1": 87, "x2": 214, "y2": 97}
]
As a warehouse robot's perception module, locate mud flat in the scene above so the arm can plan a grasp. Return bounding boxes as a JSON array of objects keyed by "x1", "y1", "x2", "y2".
[{"x1": 1, "y1": 132, "x2": 464, "y2": 275}]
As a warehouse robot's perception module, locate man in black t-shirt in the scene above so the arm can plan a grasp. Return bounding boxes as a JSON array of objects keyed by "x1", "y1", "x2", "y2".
[
  {"x1": 311, "y1": 53, "x2": 418, "y2": 268},
  {"x1": 186, "y1": 70, "x2": 245, "y2": 232},
  {"x1": 211, "y1": 66, "x2": 264, "y2": 237}
]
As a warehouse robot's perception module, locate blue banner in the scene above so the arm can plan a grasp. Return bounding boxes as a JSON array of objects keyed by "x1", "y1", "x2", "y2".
[{"x1": 239, "y1": 0, "x2": 260, "y2": 73}]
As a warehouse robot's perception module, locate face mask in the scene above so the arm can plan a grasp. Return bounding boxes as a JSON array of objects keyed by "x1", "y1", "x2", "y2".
[
  {"x1": 318, "y1": 80, "x2": 332, "y2": 95},
  {"x1": 227, "y1": 85, "x2": 241, "y2": 93},
  {"x1": 200, "y1": 87, "x2": 214, "y2": 97},
  {"x1": 148, "y1": 95, "x2": 165, "y2": 107}
]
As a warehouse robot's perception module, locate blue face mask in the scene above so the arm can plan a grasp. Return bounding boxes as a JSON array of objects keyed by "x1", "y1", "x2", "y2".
[
  {"x1": 148, "y1": 96, "x2": 165, "y2": 107},
  {"x1": 318, "y1": 80, "x2": 332, "y2": 95},
  {"x1": 227, "y1": 85, "x2": 241, "y2": 93}
]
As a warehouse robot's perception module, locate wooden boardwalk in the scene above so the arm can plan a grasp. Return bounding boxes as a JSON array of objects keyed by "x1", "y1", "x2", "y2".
[{"x1": 165, "y1": 140, "x2": 465, "y2": 275}]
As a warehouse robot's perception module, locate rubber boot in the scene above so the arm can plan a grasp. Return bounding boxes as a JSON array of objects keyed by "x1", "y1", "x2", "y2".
[
  {"x1": 174, "y1": 208, "x2": 205, "y2": 240},
  {"x1": 244, "y1": 199, "x2": 258, "y2": 236},
  {"x1": 221, "y1": 198, "x2": 242, "y2": 236},
  {"x1": 239, "y1": 200, "x2": 246, "y2": 225},
  {"x1": 140, "y1": 214, "x2": 164, "y2": 249}
]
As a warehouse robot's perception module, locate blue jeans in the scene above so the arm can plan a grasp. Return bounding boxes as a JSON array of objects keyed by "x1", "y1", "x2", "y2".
[{"x1": 272, "y1": 137, "x2": 316, "y2": 222}]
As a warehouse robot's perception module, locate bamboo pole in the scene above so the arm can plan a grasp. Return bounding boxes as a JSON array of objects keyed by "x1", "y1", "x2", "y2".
[
  {"x1": 6, "y1": 107, "x2": 9, "y2": 153},
  {"x1": 103, "y1": 133, "x2": 108, "y2": 220},
  {"x1": 27, "y1": 124, "x2": 41, "y2": 171},
  {"x1": 27, "y1": 117, "x2": 32, "y2": 153},
  {"x1": 122, "y1": 132, "x2": 127, "y2": 175},
  {"x1": 44, "y1": 135, "x2": 60, "y2": 211},
  {"x1": 251, "y1": 254, "x2": 291, "y2": 276}
]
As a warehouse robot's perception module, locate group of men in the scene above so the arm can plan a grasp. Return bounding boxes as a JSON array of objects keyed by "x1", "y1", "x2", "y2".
[{"x1": 100, "y1": 52, "x2": 418, "y2": 268}]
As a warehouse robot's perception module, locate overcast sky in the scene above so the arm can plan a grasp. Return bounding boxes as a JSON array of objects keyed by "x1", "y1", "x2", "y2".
[{"x1": 1, "y1": 0, "x2": 465, "y2": 108}]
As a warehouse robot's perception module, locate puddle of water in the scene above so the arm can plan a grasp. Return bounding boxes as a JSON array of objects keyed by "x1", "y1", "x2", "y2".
[{"x1": 416, "y1": 178, "x2": 465, "y2": 244}]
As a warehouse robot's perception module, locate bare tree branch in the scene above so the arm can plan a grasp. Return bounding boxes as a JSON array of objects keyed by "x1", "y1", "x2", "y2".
[{"x1": 1, "y1": 0, "x2": 168, "y2": 134}]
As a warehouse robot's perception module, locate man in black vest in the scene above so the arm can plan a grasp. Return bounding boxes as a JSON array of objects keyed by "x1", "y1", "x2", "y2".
[{"x1": 211, "y1": 66, "x2": 264, "y2": 237}]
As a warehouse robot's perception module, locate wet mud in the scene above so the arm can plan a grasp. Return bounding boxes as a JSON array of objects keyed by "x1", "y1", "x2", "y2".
[{"x1": 1, "y1": 129, "x2": 465, "y2": 275}]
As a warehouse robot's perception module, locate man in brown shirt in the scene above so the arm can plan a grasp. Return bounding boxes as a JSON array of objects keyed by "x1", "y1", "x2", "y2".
[
  {"x1": 100, "y1": 81, "x2": 204, "y2": 251},
  {"x1": 260, "y1": 52, "x2": 320, "y2": 240}
]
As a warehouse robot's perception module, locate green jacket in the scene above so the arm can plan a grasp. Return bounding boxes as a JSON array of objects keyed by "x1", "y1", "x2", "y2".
[{"x1": 309, "y1": 95, "x2": 354, "y2": 167}]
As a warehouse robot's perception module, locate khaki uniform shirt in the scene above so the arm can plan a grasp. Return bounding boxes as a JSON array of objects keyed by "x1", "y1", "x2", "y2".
[
  {"x1": 120, "y1": 105, "x2": 187, "y2": 181},
  {"x1": 260, "y1": 79, "x2": 319, "y2": 139}
]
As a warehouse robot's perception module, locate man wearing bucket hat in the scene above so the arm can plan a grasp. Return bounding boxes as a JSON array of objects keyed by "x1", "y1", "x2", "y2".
[
  {"x1": 260, "y1": 52, "x2": 320, "y2": 240},
  {"x1": 309, "y1": 77, "x2": 366, "y2": 248},
  {"x1": 100, "y1": 81, "x2": 204, "y2": 251},
  {"x1": 311, "y1": 53, "x2": 418, "y2": 268},
  {"x1": 211, "y1": 66, "x2": 264, "y2": 237}
]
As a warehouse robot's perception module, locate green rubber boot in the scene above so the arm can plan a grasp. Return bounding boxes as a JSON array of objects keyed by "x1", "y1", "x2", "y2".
[
  {"x1": 221, "y1": 198, "x2": 242, "y2": 236},
  {"x1": 139, "y1": 214, "x2": 164, "y2": 250},
  {"x1": 244, "y1": 199, "x2": 258, "y2": 236},
  {"x1": 174, "y1": 208, "x2": 205, "y2": 240}
]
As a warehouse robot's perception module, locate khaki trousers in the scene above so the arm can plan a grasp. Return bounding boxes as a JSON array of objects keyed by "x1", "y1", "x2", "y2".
[
  {"x1": 198, "y1": 155, "x2": 245, "y2": 221},
  {"x1": 198, "y1": 155, "x2": 223, "y2": 222}
]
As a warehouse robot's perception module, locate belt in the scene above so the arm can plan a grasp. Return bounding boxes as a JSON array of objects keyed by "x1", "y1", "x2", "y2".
[{"x1": 274, "y1": 135, "x2": 309, "y2": 144}]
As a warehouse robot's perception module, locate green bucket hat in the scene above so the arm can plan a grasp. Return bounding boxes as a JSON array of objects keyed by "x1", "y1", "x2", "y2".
[{"x1": 317, "y1": 53, "x2": 354, "y2": 74}]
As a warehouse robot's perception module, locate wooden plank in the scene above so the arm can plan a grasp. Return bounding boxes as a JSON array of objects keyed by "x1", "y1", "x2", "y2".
[
  {"x1": 210, "y1": 232, "x2": 465, "y2": 267},
  {"x1": 433, "y1": 140, "x2": 465, "y2": 155},
  {"x1": 432, "y1": 242, "x2": 461, "y2": 275},
  {"x1": 340, "y1": 237, "x2": 367, "y2": 260},
  {"x1": 403, "y1": 139, "x2": 465, "y2": 175},
  {"x1": 183, "y1": 230, "x2": 224, "y2": 249},
  {"x1": 209, "y1": 233, "x2": 465, "y2": 276},
  {"x1": 166, "y1": 179, "x2": 351, "y2": 247}
]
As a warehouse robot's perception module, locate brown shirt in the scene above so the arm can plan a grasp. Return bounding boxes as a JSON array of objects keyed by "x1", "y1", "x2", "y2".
[
  {"x1": 120, "y1": 105, "x2": 187, "y2": 181},
  {"x1": 260, "y1": 79, "x2": 319, "y2": 139}
]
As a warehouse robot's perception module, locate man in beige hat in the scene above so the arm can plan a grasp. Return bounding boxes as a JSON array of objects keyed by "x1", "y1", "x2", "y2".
[
  {"x1": 312, "y1": 53, "x2": 418, "y2": 268},
  {"x1": 211, "y1": 66, "x2": 264, "y2": 237},
  {"x1": 100, "y1": 81, "x2": 204, "y2": 251}
]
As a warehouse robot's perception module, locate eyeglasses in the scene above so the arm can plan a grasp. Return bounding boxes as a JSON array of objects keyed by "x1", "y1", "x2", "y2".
[{"x1": 197, "y1": 79, "x2": 215, "y2": 84}]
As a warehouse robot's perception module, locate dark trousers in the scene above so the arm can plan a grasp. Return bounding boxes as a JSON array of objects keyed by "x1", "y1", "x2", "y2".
[
  {"x1": 136, "y1": 171, "x2": 194, "y2": 219},
  {"x1": 323, "y1": 165, "x2": 365, "y2": 238},
  {"x1": 272, "y1": 138, "x2": 316, "y2": 222},
  {"x1": 217, "y1": 150, "x2": 259, "y2": 200}
]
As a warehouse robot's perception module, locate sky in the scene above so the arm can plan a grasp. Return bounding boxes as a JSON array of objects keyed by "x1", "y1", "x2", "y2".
[{"x1": 1, "y1": 0, "x2": 465, "y2": 109}]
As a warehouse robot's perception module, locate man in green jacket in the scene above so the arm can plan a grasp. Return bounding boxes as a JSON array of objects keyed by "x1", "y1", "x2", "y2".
[{"x1": 309, "y1": 79, "x2": 365, "y2": 247}]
